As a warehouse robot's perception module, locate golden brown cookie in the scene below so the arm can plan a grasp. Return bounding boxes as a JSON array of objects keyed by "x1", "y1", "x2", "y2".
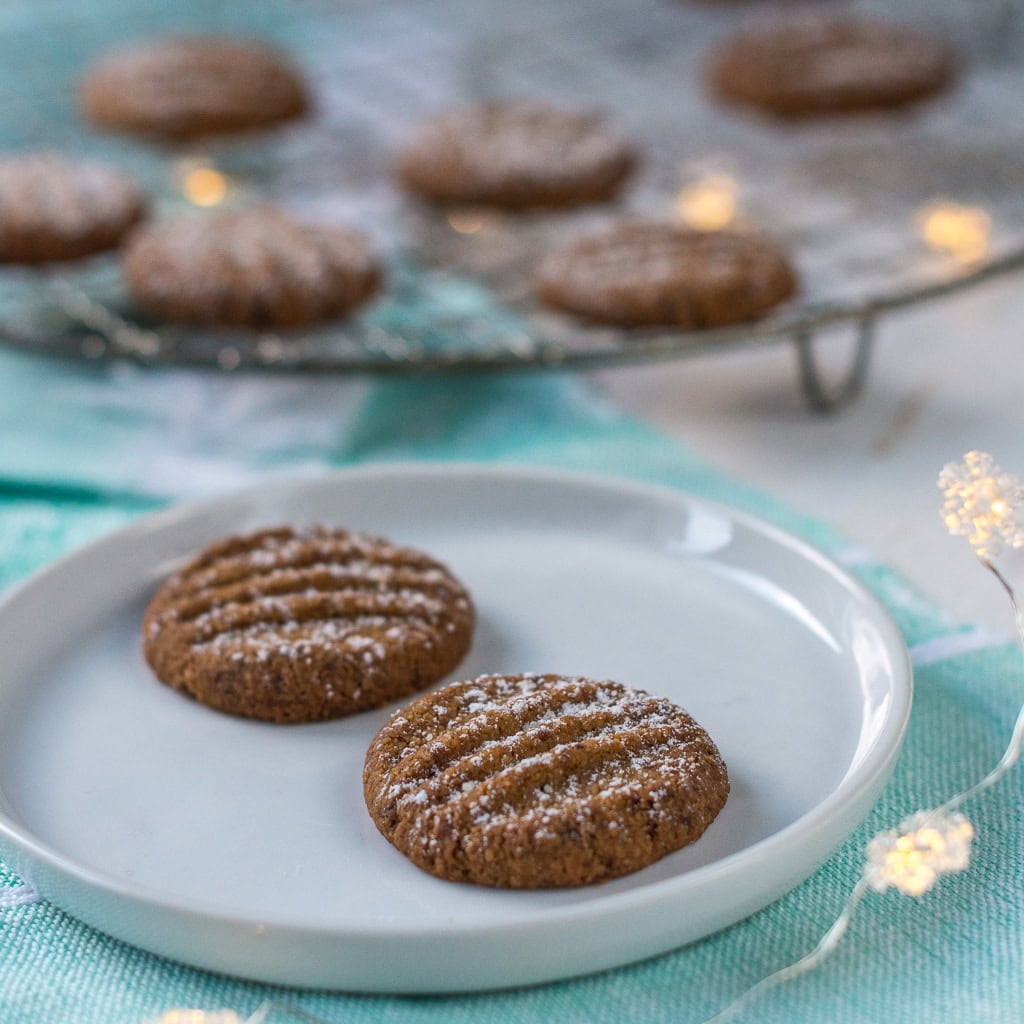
[
  {"x1": 143, "y1": 526, "x2": 475, "y2": 724},
  {"x1": 364, "y1": 673, "x2": 729, "y2": 888},
  {"x1": 707, "y1": 17, "x2": 955, "y2": 118},
  {"x1": 397, "y1": 102, "x2": 636, "y2": 209},
  {"x1": 122, "y1": 207, "x2": 382, "y2": 328},
  {"x1": 535, "y1": 220, "x2": 796, "y2": 328},
  {"x1": 79, "y1": 35, "x2": 309, "y2": 140},
  {"x1": 0, "y1": 152, "x2": 146, "y2": 264}
]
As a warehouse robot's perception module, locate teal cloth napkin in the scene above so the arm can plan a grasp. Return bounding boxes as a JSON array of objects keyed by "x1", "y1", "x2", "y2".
[{"x1": 1, "y1": 361, "x2": 1022, "y2": 1024}]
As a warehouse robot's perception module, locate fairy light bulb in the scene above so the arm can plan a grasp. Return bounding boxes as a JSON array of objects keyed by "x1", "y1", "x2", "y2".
[
  {"x1": 446, "y1": 208, "x2": 500, "y2": 234},
  {"x1": 938, "y1": 451, "x2": 1024, "y2": 558},
  {"x1": 147, "y1": 1011, "x2": 244, "y2": 1024},
  {"x1": 865, "y1": 811, "x2": 974, "y2": 897},
  {"x1": 675, "y1": 174, "x2": 738, "y2": 232},
  {"x1": 915, "y1": 199, "x2": 990, "y2": 264},
  {"x1": 176, "y1": 159, "x2": 232, "y2": 207}
]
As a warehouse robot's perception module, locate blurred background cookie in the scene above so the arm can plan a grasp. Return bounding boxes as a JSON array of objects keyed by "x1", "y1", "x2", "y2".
[
  {"x1": 397, "y1": 101, "x2": 636, "y2": 209},
  {"x1": 122, "y1": 206, "x2": 382, "y2": 328},
  {"x1": 79, "y1": 35, "x2": 309, "y2": 140},
  {"x1": 364, "y1": 672, "x2": 730, "y2": 888},
  {"x1": 0, "y1": 152, "x2": 146, "y2": 263},
  {"x1": 143, "y1": 525, "x2": 475, "y2": 724},
  {"x1": 536, "y1": 221, "x2": 796, "y2": 328},
  {"x1": 707, "y1": 17, "x2": 956, "y2": 118}
]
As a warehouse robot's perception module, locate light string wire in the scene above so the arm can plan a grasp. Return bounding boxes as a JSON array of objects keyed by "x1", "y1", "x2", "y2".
[
  {"x1": 938, "y1": 557, "x2": 1024, "y2": 813},
  {"x1": 699, "y1": 877, "x2": 872, "y2": 1024},
  {"x1": 150, "y1": 451, "x2": 1024, "y2": 1024}
]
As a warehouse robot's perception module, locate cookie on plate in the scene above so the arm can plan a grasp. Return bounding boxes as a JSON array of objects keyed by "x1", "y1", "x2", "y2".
[
  {"x1": 79, "y1": 35, "x2": 309, "y2": 140},
  {"x1": 707, "y1": 17, "x2": 955, "y2": 118},
  {"x1": 535, "y1": 220, "x2": 796, "y2": 328},
  {"x1": 142, "y1": 526, "x2": 475, "y2": 723},
  {"x1": 0, "y1": 152, "x2": 146, "y2": 264},
  {"x1": 122, "y1": 206, "x2": 382, "y2": 328},
  {"x1": 364, "y1": 672, "x2": 729, "y2": 888},
  {"x1": 397, "y1": 101, "x2": 636, "y2": 209}
]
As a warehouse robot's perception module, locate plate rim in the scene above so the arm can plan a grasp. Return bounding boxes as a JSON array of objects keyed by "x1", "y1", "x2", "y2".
[{"x1": 0, "y1": 463, "x2": 913, "y2": 982}]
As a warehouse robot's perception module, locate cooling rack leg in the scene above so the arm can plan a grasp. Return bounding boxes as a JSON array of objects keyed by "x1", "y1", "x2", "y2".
[{"x1": 794, "y1": 317, "x2": 875, "y2": 414}]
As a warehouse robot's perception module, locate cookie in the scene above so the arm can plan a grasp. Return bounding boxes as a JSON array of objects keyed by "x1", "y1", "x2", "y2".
[
  {"x1": 397, "y1": 102, "x2": 636, "y2": 209},
  {"x1": 0, "y1": 152, "x2": 146, "y2": 264},
  {"x1": 707, "y1": 17, "x2": 955, "y2": 118},
  {"x1": 535, "y1": 220, "x2": 796, "y2": 328},
  {"x1": 79, "y1": 35, "x2": 309, "y2": 140},
  {"x1": 122, "y1": 207, "x2": 382, "y2": 328},
  {"x1": 364, "y1": 673, "x2": 729, "y2": 888},
  {"x1": 142, "y1": 526, "x2": 475, "y2": 724}
]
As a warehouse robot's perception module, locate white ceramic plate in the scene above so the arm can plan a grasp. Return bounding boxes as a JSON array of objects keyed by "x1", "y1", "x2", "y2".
[{"x1": 0, "y1": 465, "x2": 911, "y2": 993}]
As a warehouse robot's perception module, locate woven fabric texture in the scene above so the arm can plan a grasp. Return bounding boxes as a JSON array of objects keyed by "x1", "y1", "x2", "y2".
[{"x1": 1, "y1": 367, "x2": 1021, "y2": 1024}]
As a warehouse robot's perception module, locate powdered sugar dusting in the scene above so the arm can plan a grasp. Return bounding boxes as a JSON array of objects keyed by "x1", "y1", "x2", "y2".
[
  {"x1": 123, "y1": 208, "x2": 379, "y2": 326},
  {"x1": 0, "y1": 152, "x2": 144, "y2": 247},
  {"x1": 145, "y1": 525, "x2": 474, "y2": 703},
  {"x1": 367, "y1": 672, "x2": 729, "y2": 884},
  {"x1": 538, "y1": 220, "x2": 796, "y2": 326},
  {"x1": 400, "y1": 101, "x2": 634, "y2": 206}
]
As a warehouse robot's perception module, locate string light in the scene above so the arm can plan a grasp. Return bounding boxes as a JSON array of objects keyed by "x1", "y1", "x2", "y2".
[
  {"x1": 915, "y1": 199, "x2": 990, "y2": 264},
  {"x1": 176, "y1": 159, "x2": 232, "y2": 207},
  {"x1": 865, "y1": 810, "x2": 973, "y2": 897},
  {"x1": 674, "y1": 174, "x2": 738, "y2": 232},
  {"x1": 446, "y1": 208, "x2": 500, "y2": 234},
  {"x1": 938, "y1": 450, "x2": 1024, "y2": 558},
  {"x1": 699, "y1": 449, "x2": 1024, "y2": 1022},
  {"x1": 148, "y1": 1002, "x2": 332, "y2": 1024},
  {"x1": 146, "y1": 1011, "x2": 243, "y2": 1024}
]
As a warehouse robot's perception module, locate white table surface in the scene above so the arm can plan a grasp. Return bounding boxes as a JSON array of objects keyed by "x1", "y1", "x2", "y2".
[{"x1": 594, "y1": 271, "x2": 1024, "y2": 634}]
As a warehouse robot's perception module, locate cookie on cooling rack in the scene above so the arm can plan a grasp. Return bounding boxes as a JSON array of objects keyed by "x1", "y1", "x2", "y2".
[
  {"x1": 78, "y1": 35, "x2": 309, "y2": 140},
  {"x1": 707, "y1": 16, "x2": 955, "y2": 118},
  {"x1": 142, "y1": 526, "x2": 475, "y2": 724},
  {"x1": 0, "y1": 152, "x2": 146, "y2": 264},
  {"x1": 364, "y1": 672, "x2": 730, "y2": 888},
  {"x1": 396, "y1": 101, "x2": 636, "y2": 209},
  {"x1": 122, "y1": 206, "x2": 382, "y2": 328},
  {"x1": 535, "y1": 220, "x2": 796, "y2": 328}
]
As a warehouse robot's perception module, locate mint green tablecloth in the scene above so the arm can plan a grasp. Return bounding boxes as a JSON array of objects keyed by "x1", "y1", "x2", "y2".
[{"x1": 1, "y1": 349, "x2": 1021, "y2": 1024}]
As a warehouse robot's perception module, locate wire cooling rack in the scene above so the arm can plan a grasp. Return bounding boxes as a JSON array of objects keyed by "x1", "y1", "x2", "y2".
[{"x1": 2, "y1": 0, "x2": 1024, "y2": 410}]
